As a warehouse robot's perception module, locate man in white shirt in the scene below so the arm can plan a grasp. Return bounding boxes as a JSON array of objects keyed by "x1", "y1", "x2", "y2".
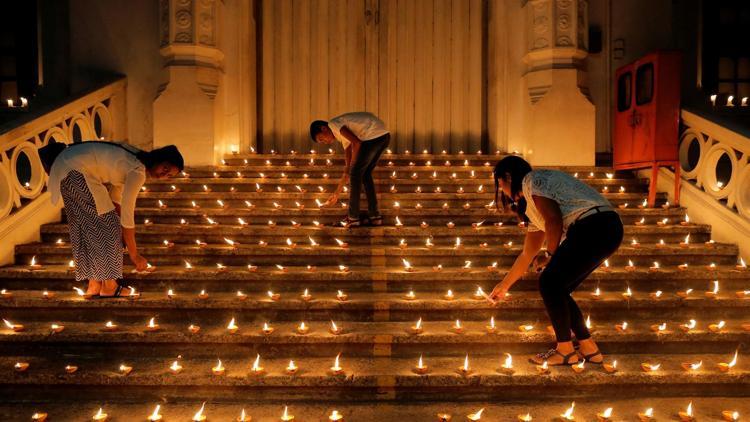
[{"x1": 310, "y1": 112, "x2": 390, "y2": 227}]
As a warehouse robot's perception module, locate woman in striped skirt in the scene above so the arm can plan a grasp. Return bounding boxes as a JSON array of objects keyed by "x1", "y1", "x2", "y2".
[{"x1": 48, "y1": 142, "x2": 183, "y2": 298}]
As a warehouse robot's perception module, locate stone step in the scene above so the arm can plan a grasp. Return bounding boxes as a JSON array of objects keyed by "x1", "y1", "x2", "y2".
[
  {"x1": 0, "y1": 397, "x2": 745, "y2": 422},
  {"x1": 2, "y1": 265, "x2": 747, "y2": 292},
  {"x1": 39, "y1": 224, "x2": 713, "y2": 245},
  {"x1": 14, "y1": 242, "x2": 739, "y2": 267},
  {"x1": 0, "y1": 353, "x2": 747, "y2": 401}
]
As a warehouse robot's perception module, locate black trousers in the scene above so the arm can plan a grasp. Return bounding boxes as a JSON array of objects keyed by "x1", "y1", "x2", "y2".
[
  {"x1": 348, "y1": 134, "x2": 390, "y2": 219},
  {"x1": 539, "y1": 210, "x2": 624, "y2": 342}
]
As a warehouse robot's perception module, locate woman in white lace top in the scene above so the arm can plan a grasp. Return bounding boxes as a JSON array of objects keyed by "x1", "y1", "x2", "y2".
[{"x1": 488, "y1": 156, "x2": 623, "y2": 366}]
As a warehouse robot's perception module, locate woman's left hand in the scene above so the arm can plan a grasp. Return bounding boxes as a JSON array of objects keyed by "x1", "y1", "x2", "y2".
[
  {"x1": 488, "y1": 283, "x2": 509, "y2": 305},
  {"x1": 532, "y1": 253, "x2": 551, "y2": 272}
]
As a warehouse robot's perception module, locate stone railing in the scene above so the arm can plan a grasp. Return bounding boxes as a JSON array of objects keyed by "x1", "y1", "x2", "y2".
[
  {"x1": 0, "y1": 78, "x2": 127, "y2": 221},
  {"x1": 679, "y1": 109, "x2": 750, "y2": 219}
]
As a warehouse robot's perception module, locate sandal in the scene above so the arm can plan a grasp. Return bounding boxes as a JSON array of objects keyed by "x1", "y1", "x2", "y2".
[
  {"x1": 98, "y1": 279, "x2": 131, "y2": 298},
  {"x1": 340, "y1": 217, "x2": 362, "y2": 228},
  {"x1": 529, "y1": 348, "x2": 580, "y2": 366},
  {"x1": 579, "y1": 350, "x2": 604, "y2": 364},
  {"x1": 367, "y1": 215, "x2": 383, "y2": 226}
]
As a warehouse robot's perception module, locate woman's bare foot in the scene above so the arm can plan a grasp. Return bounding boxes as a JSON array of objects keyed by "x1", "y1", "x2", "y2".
[
  {"x1": 577, "y1": 338, "x2": 604, "y2": 363},
  {"x1": 529, "y1": 342, "x2": 580, "y2": 365},
  {"x1": 85, "y1": 280, "x2": 102, "y2": 298},
  {"x1": 99, "y1": 279, "x2": 134, "y2": 297}
]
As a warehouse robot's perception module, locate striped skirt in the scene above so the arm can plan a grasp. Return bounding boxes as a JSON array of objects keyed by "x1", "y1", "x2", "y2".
[{"x1": 60, "y1": 171, "x2": 123, "y2": 282}]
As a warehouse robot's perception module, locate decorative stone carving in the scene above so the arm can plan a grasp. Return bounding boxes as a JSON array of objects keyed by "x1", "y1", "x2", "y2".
[
  {"x1": 174, "y1": 0, "x2": 193, "y2": 44},
  {"x1": 159, "y1": 0, "x2": 170, "y2": 47},
  {"x1": 196, "y1": 0, "x2": 216, "y2": 46}
]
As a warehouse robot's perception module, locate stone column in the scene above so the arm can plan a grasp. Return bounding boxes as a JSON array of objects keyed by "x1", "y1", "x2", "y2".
[
  {"x1": 153, "y1": 0, "x2": 224, "y2": 166},
  {"x1": 522, "y1": 0, "x2": 595, "y2": 166}
]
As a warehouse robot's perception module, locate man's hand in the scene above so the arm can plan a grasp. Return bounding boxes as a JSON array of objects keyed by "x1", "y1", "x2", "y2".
[
  {"x1": 323, "y1": 193, "x2": 339, "y2": 207},
  {"x1": 531, "y1": 253, "x2": 551, "y2": 272},
  {"x1": 488, "y1": 282, "x2": 510, "y2": 305},
  {"x1": 131, "y1": 254, "x2": 149, "y2": 272}
]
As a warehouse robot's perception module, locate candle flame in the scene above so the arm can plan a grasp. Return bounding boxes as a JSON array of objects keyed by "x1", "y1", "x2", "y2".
[
  {"x1": 601, "y1": 408, "x2": 613, "y2": 418},
  {"x1": 686, "y1": 402, "x2": 693, "y2": 417},
  {"x1": 94, "y1": 408, "x2": 106, "y2": 419},
  {"x1": 332, "y1": 353, "x2": 341, "y2": 370},
  {"x1": 467, "y1": 408, "x2": 484, "y2": 421},
  {"x1": 252, "y1": 354, "x2": 262, "y2": 371},
  {"x1": 227, "y1": 318, "x2": 238, "y2": 330},
  {"x1": 463, "y1": 354, "x2": 470, "y2": 371},
  {"x1": 192, "y1": 402, "x2": 206, "y2": 421},
  {"x1": 728, "y1": 349, "x2": 739, "y2": 367},
  {"x1": 562, "y1": 402, "x2": 575, "y2": 420},
  {"x1": 415, "y1": 318, "x2": 422, "y2": 329},
  {"x1": 402, "y1": 258, "x2": 412, "y2": 270},
  {"x1": 503, "y1": 353, "x2": 513, "y2": 369},
  {"x1": 644, "y1": 408, "x2": 653, "y2": 418}
]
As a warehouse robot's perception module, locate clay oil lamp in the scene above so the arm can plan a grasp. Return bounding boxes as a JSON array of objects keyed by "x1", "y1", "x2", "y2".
[
  {"x1": 206, "y1": 217, "x2": 219, "y2": 226},
  {"x1": 411, "y1": 318, "x2": 423, "y2": 334},
  {"x1": 706, "y1": 239, "x2": 716, "y2": 248},
  {"x1": 662, "y1": 201, "x2": 671, "y2": 209},
  {"x1": 180, "y1": 218, "x2": 189, "y2": 227},
  {"x1": 224, "y1": 237, "x2": 239, "y2": 249},
  {"x1": 255, "y1": 183, "x2": 263, "y2": 193},
  {"x1": 329, "y1": 410, "x2": 344, "y2": 421},
  {"x1": 457, "y1": 354, "x2": 472, "y2": 376},
  {"x1": 571, "y1": 359, "x2": 586, "y2": 373},
  {"x1": 226, "y1": 317, "x2": 239, "y2": 334},
  {"x1": 395, "y1": 217, "x2": 403, "y2": 227},
  {"x1": 518, "y1": 324, "x2": 534, "y2": 333},
  {"x1": 216, "y1": 263, "x2": 227, "y2": 272},
  {"x1": 601, "y1": 260, "x2": 611, "y2": 272},
  {"x1": 334, "y1": 238, "x2": 349, "y2": 249},
  {"x1": 680, "y1": 234, "x2": 691, "y2": 248},
  {"x1": 188, "y1": 324, "x2": 201, "y2": 334},
  {"x1": 678, "y1": 263, "x2": 689, "y2": 271},
  {"x1": 650, "y1": 322, "x2": 667, "y2": 333},
  {"x1": 250, "y1": 354, "x2": 265, "y2": 376},
  {"x1": 650, "y1": 290, "x2": 663, "y2": 300},
  {"x1": 679, "y1": 319, "x2": 697, "y2": 332},
  {"x1": 339, "y1": 265, "x2": 350, "y2": 273},
  {"x1": 336, "y1": 290, "x2": 348, "y2": 301},
  {"x1": 618, "y1": 202, "x2": 629, "y2": 209},
  {"x1": 677, "y1": 288, "x2": 693, "y2": 299},
  {"x1": 635, "y1": 217, "x2": 645, "y2": 226},
  {"x1": 0, "y1": 289, "x2": 12, "y2": 299},
  {"x1": 462, "y1": 261, "x2": 472, "y2": 272},
  {"x1": 168, "y1": 358, "x2": 183, "y2": 374},
  {"x1": 649, "y1": 262, "x2": 660, "y2": 273},
  {"x1": 393, "y1": 201, "x2": 401, "y2": 210},
  {"x1": 736, "y1": 289, "x2": 750, "y2": 299},
  {"x1": 737, "y1": 258, "x2": 747, "y2": 271},
  {"x1": 560, "y1": 403, "x2": 575, "y2": 421},
  {"x1": 709, "y1": 320, "x2": 726, "y2": 333},
  {"x1": 721, "y1": 411, "x2": 740, "y2": 422},
  {"x1": 638, "y1": 408, "x2": 654, "y2": 422},
  {"x1": 145, "y1": 317, "x2": 160, "y2": 332},
  {"x1": 262, "y1": 322, "x2": 274, "y2": 335},
  {"x1": 603, "y1": 360, "x2": 618, "y2": 373},
  {"x1": 657, "y1": 218, "x2": 669, "y2": 227},
  {"x1": 446, "y1": 221, "x2": 455, "y2": 228},
  {"x1": 31, "y1": 412, "x2": 48, "y2": 421},
  {"x1": 641, "y1": 362, "x2": 661, "y2": 372},
  {"x1": 276, "y1": 264, "x2": 288, "y2": 273},
  {"x1": 518, "y1": 413, "x2": 532, "y2": 422},
  {"x1": 92, "y1": 408, "x2": 108, "y2": 421},
  {"x1": 244, "y1": 200, "x2": 255, "y2": 209},
  {"x1": 184, "y1": 260, "x2": 194, "y2": 271},
  {"x1": 602, "y1": 186, "x2": 609, "y2": 193},
  {"x1": 705, "y1": 280, "x2": 720, "y2": 298},
  {"x1": 28, "y1": 256, "x2": 42, "y2": 270},
  {"x1": 596, "y1": 408, "x2": 613, "y2": 422},
  {"x1": 267, "y1": 290, "x2": 281, "y2": 301},
  {"x1": 211, "y1": 359, "x2": 226, "y2": 376},
  {"x1": 40, "y1": 289, "x2": 55, "y2": 300},
  {"x1": 50, "y1": 323, "x2": 65, "y2": 334},
  {"x1": 399, "y1": 238, "x2": 408, "y2": 249},
  {"x1": 217, "y1": 199, "x2": 229, "y2": 209},
  {"x1": 147, "y1": 404, "x2": 163, "y2": 421},
  {"x1": 444, "y1": 289, "x2": 455, "y2": 300},
  {"x1": 296, "y1": 321, "x2": 309, "y2": 335},
  {"x1": 591, "y1": 287, "x2": 602, "y2": 300},
  {"x1": 467, "y1": 408, "x2": 484, "y2": 421},
  {"x1": 462, "y1": 202, "x2": 471, "y2": 210},
  {"x1": 433, "y1": 264, "x2": 443, "y2": 272},
  {"x1": 498, "y1": 353, "x2": 514, "y2": 375},
  {"x1": 474, "y1": 286, "x2": 487, "y2": 300},
  {"x1": 615, "y1": 321, "x2": 628, "y2": 333},
  {"x1": 300, "y1": 289, "x2": 312, "y2": 301},
  {"x1": 273, "y1": 202, "x2": 282, "y2": 210},
  {"x1": 479, "y1": 242, "x2": 489, "y2": 248},
  {"x1": 504, "y1": 241, "x2": 514, "y2": 249},
  {"x1": 413, "y1": 355, "x2": 429, "y2": 374},
  {"x1": 192, "y1": 402, "x2": 207, "y2": 421},
  {"x1": 678, "y1": 402, "x2": 694, "y2": 422},
  {"x1": 681, "y1": 360, "x2": 702, "y2": 372},
  {"x1": 487, "y1": 262, "x2": 499, "y2": 272},
  {"x1": 437, "y1": 413, "x2": 452, "y2": 421},
  {"x1": 622, "y1": 286, "x2": 633, "y2": 300},
  {"x1": 329, "y1": 320, "x2": 342, "y2": 335},
  {"x1": 451, "y1": 319, "x2": 464, "y2": 334},
  {"x1": 285, "y1": 360, "x2": 298, "y2": 375},
  {"x1": 717, "y1": 349, "x2": 739, "y2": 372},
  {"x1": 707, "y1": 262, "x2": 717, "y2": 271},
  {"x1": 102, "y1": 321, "x2": 118, "y2": 332},
  {"x1": 158, "y1": 200, "x2": 167, "y2": 210},
  {"x1": 198, "y1": 289, "x2": 209, "y2": 299},
  {"x1": 442, "y1": 203, "x2": 450, "y2": 210},
  {"x1": 329, "y1": 353, "x2": 344, "y2": 375},
  {"x1": 421, "y1": 221, "x2": 430, "y2": 229},
  {"x1": 236, "y1": 290, "x2": 248, "y2": 301},
  {"x1": 14, "y1": 361, "x2": 29, "y2": 372},
  {"x1": 119, "y1": 363, "x2": 133, "y2": 375},
  {"x1": 404, "y1": 290, "x2": 416, "y2": 300},
  {"x1": 656, "y1": 239, "x2": 666, "y2": 248},
  {"x1": 247, "y1": 264, "x2": 258, "y2": 272}
]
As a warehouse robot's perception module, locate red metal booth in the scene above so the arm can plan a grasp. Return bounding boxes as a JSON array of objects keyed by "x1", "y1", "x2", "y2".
[{"x1": 613, "y1": 50, "x2": 682, "y2": 206}]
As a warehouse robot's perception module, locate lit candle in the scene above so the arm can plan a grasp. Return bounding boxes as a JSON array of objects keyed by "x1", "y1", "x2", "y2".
[
  {"x1": 297, "y1": 321, "x2": 309, "y2": 334},
  {"x1": 457, "y1": 354, "x2": 471, "y2": 375},
  {"x1": 518, "y1": 413, "x2": 532, "y2": 422},
  {"x1": 227, "y1": 317, "x2": 239, "y2": 334},
  {"x1": 711, "y1": 94, "x2": 717, "y2": 106},
  {"x1": 626, "y1": 260, "x2": 636, "y2": 271},
  {"x1": 467, "y1": 408, "x2": 484, "y2": 421},
  {"x1": 596, "y1": 407, "x2": 613, "y2": 422},
  {"x1": 705, "y1": 280, "x2": 720, "y2": 298},
  {"x1": 650, "y1": 290, "x2": 663, "y2": 299},
  {"x1": 451, "y1": 319, "x2": 463, "y2": 334},
  {"x1": 329, "y1": 410, "x2": 344, "y2": 421},
  {"x1": 285, "y1": 360, "x2": 298, "y2": 375},
  {"x1": 413, "y1": 355, "x2": 428, "y2": 374},
  {"x1": 591, "y1": 287, "x2": 602, "y2": 300},
  {"x1": 678, "y1": 402, "x2": 694, "y2": 422},
  {"x1": 446, "y1": 222, "x2": 455, "y2": 228},
  {"x1": 404, "y1": 290, "x2": 416, "y2": 300},
  {"x1": 268, "y1": 290, "x2": 281, "y2": 300},
  {"x1": 411, "y1": 318, "x2": 423, "y2": 334},
  {"x1": 339, "y1": 265, "x2": 350, "y2": 273},
  {"x1": 420, "y1": 221, "x2": 430, "y2": 229},
  {"x1": 102, "y1": 321, "x2": 118, "y2": 332},
  {"x1": 518, "y1": 324, "x2": 534, "y2": 333},
  {"x1": 444, "y1": 289, "x2": 455, "y2": 300},
  {"x1": 262, "y1": 322, "x2": 274, "y2": 335},
  {"x1": 649, "y1": 262, "x2": 660, "y2": 272},
  {"x1": 560, "y1": 403, "x2": 575, "y2": 421},
  {"x1": 651, "y1": 322, "x2": 667, "y2": 333},
  {"x1": 329, "y1": 320, "x2": 341, "y2": 335},
  {"x1": 679, "y1": 319, "x2": 697, "y2": 332},
  {"x1": 603, "y1": 360, "x2": 618, "y2": 373},
  {"x1": 192, "y1": 402, "x2": 207, "y2": 421},
  {"x1": 638, "y1": 408, "x2": 654, "y2": 422},
  {"x1": 198, "y1": 289, "x2": 209, "y2": 299},
  {"x1": 212, "y1": 359, "x2": 225, "y2": 375},
  {"x1": 717, "y1": 349, "x2": 739, "y2": 372},
  {"x1": 737, "y1": 258, "x2": 747, "y2": 271},
  {"x1": 301, "y1": 289, "x2": 312, "y2": 301},
  {"x1": 330, "y1": 353, "x2": 344, "y2": 375},
  {"x1": 145, "y1": 317, "x2": 160, "y2": 332},
  {"x1": 727, "y1": 95, "x2": 735, "y2": 107},
  {"x1": 0, "y1": 289, "x2": 11, "y2": 299},
  {"x1": 250, "y1": 354, "x2": 264, "y2": 375},
  {"x1": 169, "y1": 359, "x2": 183, "y2": 374},
  {"x1": 28, "y1": 256, "x2": 42, "y2": 270},
  {"x1": 92, "y1": 408, "x2": 108, "y2": 421}
]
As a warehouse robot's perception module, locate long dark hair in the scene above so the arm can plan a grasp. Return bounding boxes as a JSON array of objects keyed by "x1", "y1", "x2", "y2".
[
  {"x1": 136, "y1": 145, "x2": 184, "y2": 172},
  {"x1": 493, "y1": 155, "x2": 532, "y2": 223}
]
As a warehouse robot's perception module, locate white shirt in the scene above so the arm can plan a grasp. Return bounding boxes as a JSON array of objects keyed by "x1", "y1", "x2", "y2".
[
  {"x1": 49, "y1": 142, "x2": 146, "y2": 228},
  {"x1": 327, "y1": 112, "x2": 389, "y2": 149},
  {"x1": 522, "y1": 169, "x2": 611, "y2": 235}
]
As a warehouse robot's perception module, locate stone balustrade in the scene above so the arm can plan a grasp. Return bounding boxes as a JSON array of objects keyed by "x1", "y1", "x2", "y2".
[{"x1": 0, "y1": 78, "x2": 126, "y2": 221}]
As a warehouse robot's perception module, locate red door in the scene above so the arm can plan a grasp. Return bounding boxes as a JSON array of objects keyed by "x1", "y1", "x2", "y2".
[
  {"x1": 613, "y1": 65, "x2": 634, "y2": 166},
  {"x1": 631, "y1": 60, "x2": 656, "y2": 164}
]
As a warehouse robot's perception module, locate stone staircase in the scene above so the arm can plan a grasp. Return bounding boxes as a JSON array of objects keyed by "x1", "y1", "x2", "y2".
[{"x1": 0, "y1": 152, "x2": 748, "y2": 421}]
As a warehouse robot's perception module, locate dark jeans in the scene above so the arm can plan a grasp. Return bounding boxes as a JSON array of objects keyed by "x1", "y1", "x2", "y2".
[
  {"x1": 348, "y1": 134, "x2": 390, "y2": 219},
  {"x1": 539, "y1": 210, "x2": 624, "y2": 342}
]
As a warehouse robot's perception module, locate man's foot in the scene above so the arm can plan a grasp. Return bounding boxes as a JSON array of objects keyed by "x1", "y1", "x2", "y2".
[
  {"x1": 529, "y1": 348, "x2": 580, "y2": 366},
  {"x1": 85, "y1": 280, "x2": 102, "y2": 298},
  {"x1": 99, "y1": 280, "x2": 134, "y2": 298}
]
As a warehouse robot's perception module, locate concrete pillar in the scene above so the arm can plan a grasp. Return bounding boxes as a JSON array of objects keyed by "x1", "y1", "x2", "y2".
[
  {"x1": 153, "y1": 0, "x2": 224, "y2": 166},
  {"x1": 521, "y1": 0, "x2": 595, "y2": 166}
]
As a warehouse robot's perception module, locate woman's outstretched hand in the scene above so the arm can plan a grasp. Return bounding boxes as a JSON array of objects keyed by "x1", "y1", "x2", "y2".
[
  {"x1": 132, "y1": 254, "x2": 149, "y2": 272},
  {"x1": 488, "y1": 283, "x2": 509, "y2": 305}
]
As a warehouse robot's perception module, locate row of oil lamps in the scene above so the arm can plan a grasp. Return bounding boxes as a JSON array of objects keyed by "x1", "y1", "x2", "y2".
[
  {"x1": 4, "y1": 312, "x2": 750, "y2": 337},
  {"x1": 26, "y1": 401, "x2": 746, "y2": 422}
]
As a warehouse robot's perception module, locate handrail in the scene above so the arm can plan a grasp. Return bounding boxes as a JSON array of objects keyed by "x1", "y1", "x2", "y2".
[
  {"x1": 679, "y1": 109, "x2": 750, "y2": 219},
  {"x1": 0, "y1": 78, "x2": 127, "y2": 221}
]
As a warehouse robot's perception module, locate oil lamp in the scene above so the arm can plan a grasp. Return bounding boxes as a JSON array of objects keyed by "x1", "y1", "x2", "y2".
[
  {"x1": 285, "y1": 238, "x2": 296, "y2": 249},
  {"x1": 117, "y1": 363, "x2": 133, "y2": 376},
  {"x1": 705, "y1": 280, "x2": 720, "y2": 298},
  {"x1": 651, "y1": 322, "x2": 667, "y2": 333},
  {"x1": 330, "y1": 353, "x2": 344, "y2": 375},
  {"x1": 736, "y1": 289, "x2": 750, "y2": 298},
  {"x1": 444, "y1": 289, "x2": 455, "y2": 300},
  {"x1": 596, "y1": 408, "x2": 613, "y2": 422},
  {"x1": 225, "y1": 238, "x2": 239, "y2": 249},
  {"x1": 250, "y1": 354, "x2": 264, "y2": 375},
  {"x1": 474, "y1": 286, "x2": 487, "y2": 300},
  {"x1": 437, "y1": 413, "x2": 452, "y2": 421},
  {"x1": 615, "y1": 321, "x2": 628, "y2": 332},
  {"x1": 678, "y1": 402, "x2": 694, "y2": 422},
  {"x1": 145, "y1": 317, "x2": 160, "y2": 332},
  {"x1": 571, "y1": 359, "x2": 585, "y2": 373},
  {"x1": 618, "y1": 202, "x2": 629, "y2": 209},
  {"x1": 591, "y1": 287, "x2": 602, "y2": 300},
  {"x1": 158, "y1": 200, "x2": 167, "y2": 210},
  {"x1": 446, "y1": 221, "x2": 455, "y2": 228},
  {"x1": 518, "y1": 413, "x2": 532, "y2": 422},
  {"x1": 14, "y1": 361, "x2": 29, "y2": 372},
  {"x1": 631, "y1": 238, "x2": 640, "y2": 248},
  {"x1": 50, "y1": 323, "x2": 64, "y2": 333},
  {"x1": 189, "y1": 324, "x2": 201, "y2": 334},
  {"x1": 285, "y1": 360, "x2": 298, "y2": 375},
  {"x1": 650, "y1": 290, "x2": 662, "y2": 299},
  {"x1": 442, "y1": 202, "x2": 450, "y2": 210},
  {"x1": 433, "y1": 264, "x2": 443, "y2": 271},
  {"x1": 457, "y1": 354, "x2": 471, "y2": 375},
  {"x1": 603, "y1": 360, "x2": 618, "y2": 373},
  {"x1": 706, "y1": 240, "x2": 716, "y2": 249},
  {"x1": 41, "y1": 290, "x2": 54, "y2": 299},
  {"x1": 487, "y1": 262, "x2": 498, "y2": 272},
  {"x1": 234, "y1": 290, "x2": 248, "y2": 301},
  {"x1": 184, "y1": 260, "x2": 194, "y2": 271},
  {"x1": 425, "y1": 238, "x2": 434, "y2": 248},
  {"x1": 634, "y1": 217, "x2": 645, "y2": 226},
  {"x1": 329, "y1": 320, "x2": 341, "y2": 335},
  {"x1": 499, "y1": 353, "x2": 514, "y2": 374},
  {"x1": 681, "y1": 360, "x2": 702, "y2": 371},
  {"x1": 169, "y1": 359, "x2": 183, "y2": 374},
  {"x1": 216, "y1": 263, "x2": 227, "y2": 272},
  {"x1": 102, "y1": 321, "x2": 118, "y2": 332},
  {"x1": 267, "y1": 290, "x2": 281, "y2": 301},
  {"x1": 638, "y1": 408, "x2": 654, "y2": 422},
  {"x1": 467, "y1": 408, "x2": 484, "y2": 421},
  {"x1": 336, "y1": 290, "x2": 348, "y2": 301},
  {"x1": 404, "y1": 290, "x2": 416, "y2": 300},
  {"x1": 31, "y1": 412, "x2": 47, "y2": 421},
  {"x1": 679, "y1": 319, "x2": 697, "y2": 332},
  {"x1": 399, "y1": 239, "x2": 408, "y2": 249},
  {"x1": 390, "y1": 185, "x2": 397, "y2": 193},
  {"x1": 339, "y1": 265, "x2": 350, "y2": 273},
  {"x1": 411, "y1": 318, "x2": 423, "y2": 334},
  {"x1": 297, "y1": 322, "x2": 309, "y2": 334},
  {"x1": 273, "y1": 202, "x2": 282, "y2": 210},
  {"x1": 413, "y1": 355, "x2": 429, "y2": 374},
  {"x1": 421, "y1": 221, "x2": 430, "y2": 228},
  {"x1": 717, "y1": 349, "x2": 739, "y2": 372},
  {"x1": 192, "y1": 402, "x2": 207, "y2": 421},
  {"x1": 262, "y1": 322, "x2": 274, "y2": 335},
  {"x1": 487, "y1": 317, "x2": 497, "y2": 333},
  {"x1": 258, "y1": 240, "x2": 268, "y2": 247},
  {"x1": 641, "y1": 362, "x2": 660, "y2": 372},
  {"x1": 227, "y1": 318, "x2": 239, "y2": 333},
  {"x1": 462, "y1": 202, "x2": 471, "y2": 210},
  {"x1": 451, "y1": 319, "x2": 463, "y2": 334},
  {"x1": 560, "y1": 402, "x2": 575, "y2": 421},
  {"x1": 217, "y1": 199, "x2": 228, "y2": 209},
  {"x1": 198, "y1": 289, "x2": 209, "y2": 299},
  {"x1": 0, "y1": 289, "x2": 12, "y2": 299},
  {"x1": 722, "y1": 411, "x2": 740, "y2": 422},
  {"x1": 737, "y1": 258, "x2": 747, "y2": 270},
  {"x1": 335, "y1": 238, "x2": 349, "y2": 249},
  {"x1": 518, "y1": 324, "x2": 534, "y2": 333},
  {"x1": 28, "y1": 256, "x2": 42, "y2": 270},
  {"x1": 301, "y1": 289, "x2": 312, "y2": 301},
  {"x1": 709, "y1": 320, "x2": 726, "y2": 333},
  {"x1": 245, "y1": 200, "x2": 255, "y2": 209},
  {"x1": 212, "y1": 359, "x2": 225, "y2": 375},
  {"x1": 92, "y1": 408, "x2": 108, "y2": 421}
]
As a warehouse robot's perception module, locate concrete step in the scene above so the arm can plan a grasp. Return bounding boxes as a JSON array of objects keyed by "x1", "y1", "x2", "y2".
[
  {"x1": 0, "y1": 397, "x2": 745, "y2": 422},
  {"x1": 0, "y1": 353, "x2": 747, "y2": 401}
]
